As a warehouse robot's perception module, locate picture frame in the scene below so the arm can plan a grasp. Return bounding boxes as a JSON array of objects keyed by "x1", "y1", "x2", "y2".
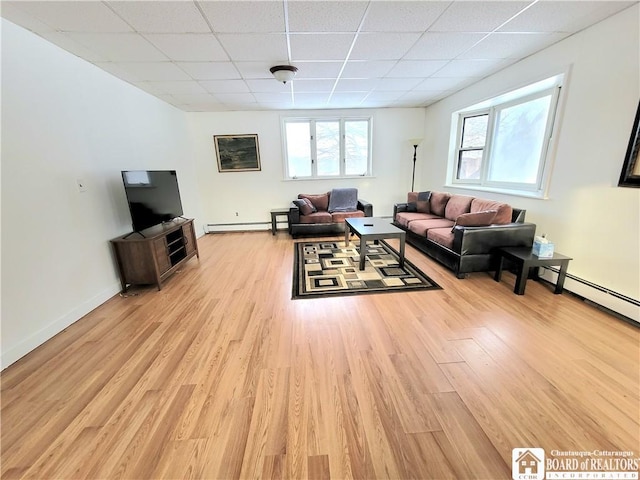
[
  {"x1": 214, "y1": 134, "x2": 261, "y2": 173},
  {"x1": 618, "y1": 101, "x2": 640, "y2": 188}
]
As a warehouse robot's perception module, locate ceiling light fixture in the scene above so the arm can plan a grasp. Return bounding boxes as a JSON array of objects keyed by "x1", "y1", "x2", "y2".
[{"x1": 269, "y1": 65, "x2": 298, "y2": 84}]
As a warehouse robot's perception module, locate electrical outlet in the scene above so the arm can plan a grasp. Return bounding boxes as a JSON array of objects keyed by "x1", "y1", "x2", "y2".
[
  {"x1": 235, "y1": 212, "x2": 239, "y2": 216},
  {"x1": 76, "y1": 179, "x2": 87, "y2": 193}
]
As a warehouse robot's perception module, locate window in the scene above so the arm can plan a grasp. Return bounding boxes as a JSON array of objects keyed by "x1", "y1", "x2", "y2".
[
  {"x1": 451, "y1": 75, "x2": 563, "y2": 196},
  {"x1": 283, "y1": 117, "x2": 372, "y2": 179}
]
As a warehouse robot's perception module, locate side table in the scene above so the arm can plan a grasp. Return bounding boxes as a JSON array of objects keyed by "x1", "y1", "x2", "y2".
[
  {"x1": 494, "y1": 246, "x2": 572, "y2": 295},
  {"x1": 270, "y1": 208, "x2": 290, "y2": 235}
]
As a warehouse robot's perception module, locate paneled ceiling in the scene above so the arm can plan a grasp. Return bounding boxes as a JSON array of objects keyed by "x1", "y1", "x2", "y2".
[{"x1": 2, "y1": 1, "x2": 635, "y2": 112}]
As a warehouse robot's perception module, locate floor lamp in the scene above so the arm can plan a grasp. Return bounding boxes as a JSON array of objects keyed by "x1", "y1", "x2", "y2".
[{"x1": 409, "y1": 138, "x2": 423, "y2": 191}]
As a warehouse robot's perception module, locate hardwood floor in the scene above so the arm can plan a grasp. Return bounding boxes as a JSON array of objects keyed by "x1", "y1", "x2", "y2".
[{"x1": 2, "y1": 231, "x2": 638, "y2": 479}]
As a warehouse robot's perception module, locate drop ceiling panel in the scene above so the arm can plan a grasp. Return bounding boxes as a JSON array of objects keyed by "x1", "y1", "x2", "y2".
[
  {"x1": 217, "y1": 34, "x2": 288, "y2": 62},
  {"x1": 431, "y1": 59, "x2": 507, "y2": 77},
  {"x1": 144, "y1": 34, "x2": 228, "y2": 61},
  {"x1": 362, "y1": 2, "x2": 450, "y2": 32},
  {"x1": 177, "y1": 62, "x2": 241, "y2": 80},
  {"x1": 109, "y1": 62, "x2": 192, "y2": 81},
  {"x1": 428, "y1": 1, "x2": 531, "y2": 32},
  {"x1": 459, "y1": 32, "x2": 569, "y2": 60},
  {"x1": 199, "y1": 1, "x2": 285, "y2": 33},
  {"x1": 67, "y1": 33, "x2": 168, "y2": 61},
  {"x1": 404, "y1": 32, "x2": 487, "y2": 60},
  {"x1": 341, "y1": 61, "x2": 396, "y2": 78},
  {"x1": 386, "y1": 60, "x2": 449, "y2": 78},
  {"x1": 137, "y1": 80, "x2": 208, "y2": 95},
  {"x1": 234, "y1": 62, "x2": 279, "y2": 79},
  {"x1": 200, "y1": 80, "x2": 250, "y2": 94},
  {"x1": 107, "y1": 1, "x2": 210, "y2": 34},
  {"x1": 287, "y1": 2, "x2": 368, "y2": 32},
  {"x1": 246, "y1": 79, "x2": 293, "y2": 93},
  {"x1": 290, "y1": 34, "x2": 355, "y2": 61},
  {"x1": 350, "y1": 33, "x2": 422, "y2": 60},
  {"x1": 293, "y1": 62, "x2": 344, "y2": 79}
]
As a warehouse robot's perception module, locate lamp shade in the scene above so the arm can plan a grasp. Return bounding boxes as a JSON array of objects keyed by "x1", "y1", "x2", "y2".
[
  {"x1": 409, "y1": 137, "x2": 423, "y2": 147},
  {"x1": 270, "y1": 65, "x2": 298, "y2": 84}
]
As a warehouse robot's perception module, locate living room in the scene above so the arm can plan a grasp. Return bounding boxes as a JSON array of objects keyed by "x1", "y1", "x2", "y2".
[{"x1": 2, "y1": 1, "x2": 639, "y2": 478}]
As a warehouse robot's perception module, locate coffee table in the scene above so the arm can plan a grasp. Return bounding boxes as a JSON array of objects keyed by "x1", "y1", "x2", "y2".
[{"x1": 345, "y1": 217, "x2": 406, "y2": 270}]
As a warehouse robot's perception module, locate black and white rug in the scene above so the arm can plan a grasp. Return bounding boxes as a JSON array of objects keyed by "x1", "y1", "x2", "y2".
[{"x1": 292, "y1": 240, "x2": 441, "y2": 299}]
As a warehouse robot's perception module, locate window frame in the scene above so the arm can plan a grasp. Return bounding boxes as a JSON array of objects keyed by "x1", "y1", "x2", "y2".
[
  {"x1": 281, "y1": 116, "x2": 373, "y2": 180},
  {"x1": 450, "y1": 75, "x2": 564, "y2": 198}
]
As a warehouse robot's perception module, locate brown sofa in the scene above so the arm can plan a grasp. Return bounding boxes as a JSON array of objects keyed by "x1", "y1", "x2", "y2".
[
  {"x1": 393, "y1": 191, "x2": 536, "y2": 278},
  {"x1": 288, "y1": 189, "x2": 373, "y2": 237}
]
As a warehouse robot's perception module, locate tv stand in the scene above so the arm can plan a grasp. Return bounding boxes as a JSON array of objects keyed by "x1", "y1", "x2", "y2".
[{"x1": 110, "y1": 218, "x2": 199, "y2": 292}]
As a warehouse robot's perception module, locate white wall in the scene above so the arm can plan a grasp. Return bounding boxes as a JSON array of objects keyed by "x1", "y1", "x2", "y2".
[
  {"x1": 1, "y1": 20, "x2": 203, "y2": 368},
  {"x1": 422, "y1": 5, "x2": 640, "y2": 320},
  {"x1": 188, "y1": 108, "x2": 426, "y2": 229}
]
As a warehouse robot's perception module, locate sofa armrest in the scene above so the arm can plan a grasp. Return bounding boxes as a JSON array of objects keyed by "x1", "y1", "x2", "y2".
[
  {"x1": 358, "y1": 199, "x2": 373, "y2": 217},
  {"x1": 393, "y1": 202, "x2": 409, "y2": 220},
  {"x1": 453, "y1": 222, "x2": 536, "y2": 255},
  {"x1": 288, "y1": 202, "x2": 301, "y2": 225}
]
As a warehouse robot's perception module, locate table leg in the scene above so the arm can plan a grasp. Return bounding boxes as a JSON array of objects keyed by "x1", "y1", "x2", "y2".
[
  {"x1": 271, "y1": 214, "x2": 277, "y2": 235},
  {"x1": 398, "y1": 234, "x2": 405, "y2": 268},
  {"x1": 514, "y1": 261, "x2": 529, "y2": 295},
  {"x1": 359, "y1": 236, "x2": 366, "y2": 270},
  {"x1": 555, "y1": 260, "x2": 569, "y2": 294},
  {"x1": 494, "y1": 255, "x2": 504, "y2": 282},
  {"x1": 345, "y1": 224, "x2": 350, "y2": 246}
]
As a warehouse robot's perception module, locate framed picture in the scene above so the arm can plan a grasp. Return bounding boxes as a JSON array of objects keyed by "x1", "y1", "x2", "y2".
[
  {"x1": 618, "y1": 101, "x2": 640, "y2": 188},
  {"x1": 214, "y1": 134, "x2": 261, "y2": 172}
]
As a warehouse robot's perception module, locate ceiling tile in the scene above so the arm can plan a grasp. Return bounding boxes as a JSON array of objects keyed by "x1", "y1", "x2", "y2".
[
  {"x1": 431, "y1": 59, "x2": 507, "y2": 77},
  {"x1": 459, "y1": 32, "x2": 568, "y2": 60},
  {"x1": 217, "y1": 34, "x2": 288, "y2": 62},
  {"x1": 107, "y1": 1, "x2": 210, "y2": 34},
  {"x1": 404, "y1": 32, "x2": 487, "y2": 60},
  {"x1": 328, "y1": 92, "x2": 369, "y2": 107},
  {"x1": 362, "y1": 1, "x2": 450, "y2": 32},
  {"x1": 168, "y1": 93, "x2": 220, "y2": 104},
  {"x1": 234, "y1": 62, "x2": 279, "y2": 79},
  {"x1": 290, "y1": 34, "x2": 355, "y2": 61},
  {"x1": 334, "y1": 79, "x2": 380, "y2": 91},
  {"x1": 109, "y1": 62, "x2": 192, "y2": 81},
  {"x1": 293, "y1": 93, "x2": 331, "y2": 108},
  {"x1": 67, "y1": 33, "x2": 167, "y2": 61},
  {"x1": 499, "y1": 1, "x2": 635, "y2": 33},
  {"x1": 350, "y1": 33, "x2": 421, "y2": 60},
  {"x1": 246, "y1": 79, "x2": 293, "y2": 93},
  {"x1": 341, "y1": 61, "x2": 396, "y2": 78},
  {"x1": 40, "y1": 32, "x2": 109, "y2": 62},
  {"x1": 1, "y1": 2, "x2": 56, "y2": 33},
  {"x1": 428, "y1": 2, "x2": 531, "y2": 32},
  {"x1": 293, "y1": 62, "x2": 344, "y2": 79},
  {"x1": 199, "y1": 80, "x2": 250, "y2": 94},
  {"x1": 213, "y1": 93, "x2": 257, "y2": 104},
  {"x1": 177, "y1": 62, "x2": 241, "y2": 80},
  {"x1": 413, "y1": 77, "x2": 474, "y2": 91},
  {"x1": 253, "y1": 92, "x2": 292, "y2": 103},
  {"x1": 386, "y1": 60, "x2": 449, "y2": 78},
  {"x1": 144, "y1": 34, "x2": 228, "y2": 61},
  {"x1": 293, "y1": 79, "x2": 336, "y2": 93},
  {"x1": 7, "y1": 1, "x2": 132, "y2": 32},
  {"x1": 199, "y1": 1, "x2": 285, "y2": 33},
  {"x1": 374, "y1": 78, "x2": 424, "y2": 91},
  {"x1": 136, "y1": 80, "x2": 208, "y2": 95},
  {"x1": 287, "y1": 2, "x2": 368, "y2": 32}
]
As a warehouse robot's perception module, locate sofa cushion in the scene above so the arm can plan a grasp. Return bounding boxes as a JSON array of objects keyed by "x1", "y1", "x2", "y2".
[
  {"x1": 427, "y1": 227, "x2": 455, "y2": 250},
  {"x1": 395, "y1": 212, "x2": 439, "y2": 228},
  {"x1": 298, "y1": 211, "x2": 333, "y2": 224},
  {"x1": 408, "y1": 218, "x2": 455, "y2": 237},
  {"x1": 429, "y1": 191, "x2": 451, "y2": 217},
  {"x1": 299, "y1": 193, "x2": 329, "y2": 211},
  {"x1": 328, "y1": 188, "x2": 358, "y2": 213},
  {"x1": 444, "y1": 195, "x2": 473, "y2": 221},
  {"x1": 331, "y1": 211, "x2": 365, "y2": 222},
  {"x1": 470, "y1": 198, "x2": 513, "y2": 224},
  {"x1": 452, "y1": 210, "x2": 497, "y2": 231},
  {"x1": 293, "y1": 198, "x2": 316, "y2": 215}
]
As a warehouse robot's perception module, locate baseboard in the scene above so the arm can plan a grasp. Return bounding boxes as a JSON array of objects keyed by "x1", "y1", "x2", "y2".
[
  {"x1": 538, "y1": 267, "x2": 639, "y2": 324},
  {"x1": 1, "y1": 282, "x2": 122, "y2": 370}
]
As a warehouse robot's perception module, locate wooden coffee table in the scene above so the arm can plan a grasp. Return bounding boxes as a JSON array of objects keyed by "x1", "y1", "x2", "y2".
[{"x1": 345, "y1": 217, "x2": 406, "y2": 270}]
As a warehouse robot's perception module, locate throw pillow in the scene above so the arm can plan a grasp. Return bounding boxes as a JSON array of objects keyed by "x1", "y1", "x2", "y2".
[
  {"x1": 451, "y1": 210, "x2": 498, "y2": 232},
  {"x1": 429, "y1": 191, "x2": 451, "y2": 217},
  {"x1": 293, "y1": 199, "x2": 316, "y2": 215},
  {"x1": 299, "y1": 193, "x2": 329, "y2": 211}
]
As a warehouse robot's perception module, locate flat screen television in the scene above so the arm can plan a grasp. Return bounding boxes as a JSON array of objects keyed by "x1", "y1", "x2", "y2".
[{"x1": 121, "y1": 170, "x2": 184, "y2": 232}]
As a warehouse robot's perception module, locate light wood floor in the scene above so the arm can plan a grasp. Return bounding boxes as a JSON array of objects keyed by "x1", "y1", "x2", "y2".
[{"x1": 2, "y1": 231, "x2": 638, "y2": 479}]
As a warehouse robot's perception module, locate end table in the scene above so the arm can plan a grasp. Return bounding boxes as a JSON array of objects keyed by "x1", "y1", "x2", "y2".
[{"x1": 270, "y1": 208, "x2": 290, "y2": 235}]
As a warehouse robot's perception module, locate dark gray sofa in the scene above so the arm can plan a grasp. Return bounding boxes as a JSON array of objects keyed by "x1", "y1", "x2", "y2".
[{"x1": 393, "y1": 191, "x2": 536, "y2": 278}]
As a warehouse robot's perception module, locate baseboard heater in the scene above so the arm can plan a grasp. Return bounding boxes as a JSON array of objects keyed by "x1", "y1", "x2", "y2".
[
  {"x1": 205, "y1": 221, "x2": 272, "y2": 233},
  {"x1": 538, "y1": 265, "x2": 639, "y2": 325}
]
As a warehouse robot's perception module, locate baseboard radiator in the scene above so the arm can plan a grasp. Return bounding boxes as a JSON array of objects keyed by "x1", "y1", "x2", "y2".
[
  {"x1": 538, "y1": 266, "x2": 639, "y2": 325},
  {"x1": 205, "y1": 221, "x2": 273, "y2": 233}
]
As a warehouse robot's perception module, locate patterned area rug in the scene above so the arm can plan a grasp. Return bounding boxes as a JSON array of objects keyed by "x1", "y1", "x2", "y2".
[{"x1": 292, "y1": 240, "x2": 441, "y2": 299}]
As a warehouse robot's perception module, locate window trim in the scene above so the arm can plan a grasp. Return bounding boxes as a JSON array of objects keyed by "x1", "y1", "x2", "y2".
[
  {"x1": 448, "y1": 73, "x2": 565, "y2": 198},
  {"x1": 281, "y1": 116, "x2": 373, "y2": 180}
]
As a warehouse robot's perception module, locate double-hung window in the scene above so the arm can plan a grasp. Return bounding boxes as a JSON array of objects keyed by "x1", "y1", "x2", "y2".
[
  {"x1": 451, "y1": 74, "x2": 564, "y2": 196},
  {"x1": 283, "y1": 117, "x2": 372, "y2": 179}
]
